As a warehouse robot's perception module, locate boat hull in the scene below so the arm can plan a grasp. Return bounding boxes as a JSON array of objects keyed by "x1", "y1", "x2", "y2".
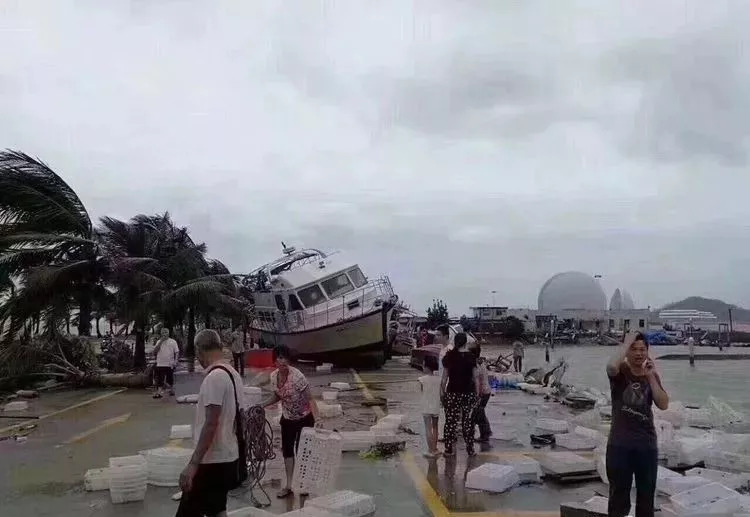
[{"x1": 251, "y1": 304, "x2": 394, "y2": 364}]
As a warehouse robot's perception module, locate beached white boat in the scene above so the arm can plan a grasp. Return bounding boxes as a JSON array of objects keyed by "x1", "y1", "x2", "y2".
[{"x1": 247, "y1": 245, "x2": 398, "y2": 366}]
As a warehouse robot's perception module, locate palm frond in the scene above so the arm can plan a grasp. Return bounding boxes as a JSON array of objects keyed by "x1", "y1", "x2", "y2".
[{"x1": 0, "y1": 232, "x2": 97, "y2": 248}]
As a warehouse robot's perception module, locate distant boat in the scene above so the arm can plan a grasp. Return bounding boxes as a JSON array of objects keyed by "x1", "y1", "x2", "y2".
[{"x1": 246, "y1": 244, "x2": 398, "y2": 366}]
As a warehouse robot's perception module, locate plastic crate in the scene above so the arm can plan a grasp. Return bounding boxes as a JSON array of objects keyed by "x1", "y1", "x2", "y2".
[
  {"x1": 84, "y1": 468, "x2": 110, "y2": 491},
  {"x1": 670, "y1": 482, "x2": 742, "y2": 516},
  {"x1": 169, "y1": 424, "x2": 192, "y2": 440},
  {"x1": 144, "y1": 447, "x2": 193, "y2": 487},
  {"x1": 466, "y1": 463, "x2": 519, "y2": 493},
  {"x1": 306, "y1": 490, "x2": 376, "y2": 517},
  {"x1": 535, "y1": 418, "x2": 568, "y2": 434},
  {"x1": 109, "y1": 462, "x2": 148, "y2": 504},
  {"x1": 317, "y1": 403, "x2": 343, "y2": 419},
  {"x1": 555, "y1": 433, "x2": 598, "y2": 451},
  {"x1": 658, "y1": 475, "x2": 712, "y2": 496},
  {"x1": 291, "y1": 428, "x2": 342, "y2": 495},
  {"x1": 322, "y1": 391, "x2": 338, "y2": 401}
]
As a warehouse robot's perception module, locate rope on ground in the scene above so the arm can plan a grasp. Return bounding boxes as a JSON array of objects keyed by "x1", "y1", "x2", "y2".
[{"x1": 243, "y1": 405, "x2": 276, "y2": 507}]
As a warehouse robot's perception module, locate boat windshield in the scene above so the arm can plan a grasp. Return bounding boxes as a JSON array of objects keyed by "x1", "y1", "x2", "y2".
[
  {"x1": 347, "y1": 267, "x2": 367, "y2": 288},
  {"x1": 298, "y1": 284, "x2": 326, "y2": 307},
  {"x1": 321, "y1": 273, "x2": 354, "y2": 298}
]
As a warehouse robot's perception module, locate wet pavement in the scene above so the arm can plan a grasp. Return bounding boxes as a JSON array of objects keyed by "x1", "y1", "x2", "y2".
[{"x1": 1, "y1": 353, "x2": 686, "y2": 517}]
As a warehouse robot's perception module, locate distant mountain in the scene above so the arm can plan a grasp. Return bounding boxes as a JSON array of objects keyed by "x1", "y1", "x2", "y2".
[{"x1": 660, "y1": 296, "x2": 750, "y2": 322}]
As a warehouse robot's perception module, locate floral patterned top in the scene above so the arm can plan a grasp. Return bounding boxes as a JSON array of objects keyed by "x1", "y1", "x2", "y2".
[{"x1": 270, "y1": 366, "x2": 312, "y2": 421}]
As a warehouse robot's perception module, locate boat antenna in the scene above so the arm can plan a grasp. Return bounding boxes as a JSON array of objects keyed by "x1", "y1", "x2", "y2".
[{"x1": 281, "y1": 242, "x2": 296, "y2": 255}]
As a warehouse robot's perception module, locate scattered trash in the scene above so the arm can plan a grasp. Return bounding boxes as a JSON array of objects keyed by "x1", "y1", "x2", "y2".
[
  {"x1": 466, "y1": 463, "x2": 519, "y2": 493},
  {"x1": 306, "y1": 490, "x2": 376, "y2": 517},
  {"x1": 169, "y1": 424, "x2": 192, "y2": 440},
  {"x1": 359, "y1": 441, "x2": 405, "y2": 460},
  {"x1": 291, "y1": 428, "x2": 342, "y2": 496}
]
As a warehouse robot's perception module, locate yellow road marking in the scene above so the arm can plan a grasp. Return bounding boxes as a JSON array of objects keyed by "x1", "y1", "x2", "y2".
[
  {"x1": 401, "y1": 450, "x2": 451, "y2": 517},
  {"x1": 453, "y1": 512, "x2": 559, "y2": 517},
  {"x1": 64, "y1": 413, "x2": 131, "y2": 444},
  {"x1": 0, "y1": 388, "x2": 127, "y2": 435},
  {"x1": 350, "y1": 369, "x2": 385, "y2": 418}
]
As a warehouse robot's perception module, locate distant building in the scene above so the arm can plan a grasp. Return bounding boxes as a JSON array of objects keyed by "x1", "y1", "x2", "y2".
[{"x1": 658, "y1": 309, "x2": 718, "y2": 329}]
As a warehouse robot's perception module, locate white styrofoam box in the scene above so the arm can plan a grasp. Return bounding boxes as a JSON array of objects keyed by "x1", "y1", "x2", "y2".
[
  {"x1": 582, "y1": 496, "x2": 609, "y2": 515},
  {"x1": 489, "y1": 426, "x2": 518, "y2": 441},
  {"x1": 539, "y1": 452, "x2": 595, "y2": 475},
  {"x1": 3, "y1": 400, "x2": 29, "y2": 411},
  {"x1": 143, "y1": 447, "x2": 193, "y2": 487},
  {"x1": 330, "y1": 382, "x2": 350, "y2": 390},
  {"x1": 283, "y1": 508, "x2": 342, "y2": 517},
  {"x1": 322, "y1": 391, "x2": 338, "y2": 401},
  {"x1": 685, "y1": 468, "x2": 750, "y2": 490},
  {"x1": 505, "y1": 457, "x2": 542, "y2": 483},
  {"x1": 573, "y1": 426, "x2": 604, "y2": 442},
  {"x1": 706, "y1": 450, "x2": 750, "y2": 473},
  {"x1": 685, "y1": 407, "x2": 713, "y2": 428},
  {"x1": 306, "y1": 490, "x2": 376, "y2": 517},
  {"x1": 291, "y1": 428, "x2": 342, "y2": 496},
  {"x1": 227, "y1": 506, "x2": 277, "y2": 517},
  {"x1": 657, "y1": 402, "x2": 687, "y2": 428},
  {"x1": 169, "y1": 424, "x2": 192, "y2": 440},
  {"x1": 658, "y1": 475, "x2": 712, "y2": 496},
  {"x1": 713, "y1": 432, "x2": 750, "y2": 455},
  {"x1": 316, "y1": 363, "x2": 333, "y2": 373},
  {"x1": 109, "y1": 455, "x2": 148, "y2": 468},
  {"x1": 670, "y1": 482, "x2": 742, "y2": 516},
  {"x1": 243, "y1": 386, "x2": 262, "y2": 406},
  {"x1": 370, "y1": 423, "x2": 397, "y2": 434},
  {"x1": 176, "y1": 394, "x2": 199, "y2": 403},
  {"x1": 317, "y1": 403, "x2": 343, "y2": 419},
  {"x1": 672, "y1": 436, "x2": 714, "y2": 466},
  {"x1": 109, "y1": 462, "x2": 148, "y2": 504},
  {"x1": 555, "y1": 433, "x2": 598, "y2": 451},
  {"x1": 465, "y1": 463, "x2": 519, "y2": 493},
  {"x1": 535, "y1": 418, "x2": 568, "y2": 434},
  {"x1": 339, "y1": 431, "x2": 376, "y2": 452},
  {"x1": 380, "y1": 414, "x2": 405, "y2": 426},
  {"x1": 597, "y1": 454, "x2": 607, "y2": 484},
  {"x1": 84, "y1": 468, "x2": 110, "y2": 491}
]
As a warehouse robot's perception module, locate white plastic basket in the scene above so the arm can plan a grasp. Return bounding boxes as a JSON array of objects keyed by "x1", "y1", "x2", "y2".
[
  {"x1": 291, "y1": 428, "x2": 342, "y2": 495},
  {"x1": 169, "y1": 424, "x2": 193, "y2": 440},
  {"x1": 84, "y1": 468, "x2": 110, "y2": 491},
  {"x1": 306, "y1": 490, "x2": 376, "y2": 517},
  {"x1": 109, "y1": 462, "x2": 148, "y2": 504},
  {"x1": 670, "y1": 482, "x2": 742, "y2": 516},
  {"x1": 144, "y1": 447, "x2": 193, "y2": 487}
]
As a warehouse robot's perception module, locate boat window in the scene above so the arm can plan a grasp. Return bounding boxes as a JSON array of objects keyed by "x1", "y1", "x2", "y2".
[
  {"x1": 289, "y1": 294, "x2": 303, "y2": 311},
  {"x1": 347, "y1": 267, "x2": 367, "y2": 288},
  {"x1": 298, "y1": 284, "x2": 326, "y2": 307},
  {"x1": 274, "y1": 294, "x2": 286, "y2": 311},
  {"x1": 321, "y1": 273, "x2": 354, "y2": 298}
]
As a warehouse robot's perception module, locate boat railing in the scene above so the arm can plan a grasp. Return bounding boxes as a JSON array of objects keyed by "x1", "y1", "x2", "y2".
[{"x1": 252, "y1": 276, "x2": 396, "y2": 333}]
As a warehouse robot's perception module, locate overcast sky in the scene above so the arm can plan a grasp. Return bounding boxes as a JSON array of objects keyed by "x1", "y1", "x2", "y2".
[{"x1": 3, "y1": 1, "x2": 750, "y2": 315}]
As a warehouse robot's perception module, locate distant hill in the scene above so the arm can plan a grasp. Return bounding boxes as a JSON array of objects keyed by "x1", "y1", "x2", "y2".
[{"x1": 661, "y1": 296, "x2": 750, "y2": 323}]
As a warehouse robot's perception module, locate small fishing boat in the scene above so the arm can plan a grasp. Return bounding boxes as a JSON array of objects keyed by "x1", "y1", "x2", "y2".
[{"x1": 246, "y1": 244, "x2": 399, "y2": 366}]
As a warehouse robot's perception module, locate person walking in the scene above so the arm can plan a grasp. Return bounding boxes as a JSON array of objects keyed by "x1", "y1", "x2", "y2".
[
  {"x1": 471, "y1": 344, "x2": 492, "y2": 443},
  {"x1": 177, "y1": 329, "x2": 245, "y2": 517},
  {"x1": 512, "y1": 339, "x2": 524, "y2": 373},
  {"x1": 154, "y1": 328, "x2": 179, "y2": 399},
  {"x1": 441, "y1": 332, "x2": 481, "y2": 457},
  {"x1": 265, "y1": 345, "x2": 319, "y2": 499},
  {"x1": 606, "y1": 330, "x2": 669, "y2": 517},
  {"x1": 418, "y1": 362, "x2": 442, "y2": 458},
  {"x1": 230, "y1": 326, "x2": 246, "y2": 377}
]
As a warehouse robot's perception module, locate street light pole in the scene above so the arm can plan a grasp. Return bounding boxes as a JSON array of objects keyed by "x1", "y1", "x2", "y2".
[{"x1": 491, "y1": 290, "x2": 497, "y2": 306}]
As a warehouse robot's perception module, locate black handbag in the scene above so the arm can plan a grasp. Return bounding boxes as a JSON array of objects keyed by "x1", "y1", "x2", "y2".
[{"x1": 212, "y1": 365, "x2": 248, "y2": 488}]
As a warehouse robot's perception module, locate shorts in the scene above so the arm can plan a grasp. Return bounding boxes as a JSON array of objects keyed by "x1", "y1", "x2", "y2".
[
  {"x1": 280, "y1": 413, "x2": 315, "y2": 458},
  {"x1": 175, "y1": 460, "x2": 238, "y2": 517},
  {"x1": 422, "y1": 412, "x2": 439, "y2": 418},
  {"x1": 155, "y1": 366, "x2": 174, "y2": 388}
]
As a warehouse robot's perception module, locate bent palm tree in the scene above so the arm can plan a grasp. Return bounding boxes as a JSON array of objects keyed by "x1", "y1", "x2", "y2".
[{"x1": 0, "y1": 150, "x2": 104, "y2": 341}]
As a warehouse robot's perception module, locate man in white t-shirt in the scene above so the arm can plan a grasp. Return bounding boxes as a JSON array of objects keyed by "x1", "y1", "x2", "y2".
[
  {"x1": 177, "y1": 329, "x2": 244, "y2": 517},
  {"x1": 153, "y1": 328, "x2": 179, "y2": 399}
]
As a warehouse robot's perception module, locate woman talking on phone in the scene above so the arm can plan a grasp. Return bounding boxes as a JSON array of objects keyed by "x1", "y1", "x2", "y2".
[{"x1": 605, "y1": 330, "x2": 669, "y2": 517}]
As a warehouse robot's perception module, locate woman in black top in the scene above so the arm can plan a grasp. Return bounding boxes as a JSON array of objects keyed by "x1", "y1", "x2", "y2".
[
  {"x1": 441, "y1": 332, "x2": 481, "y2": 456},
  {"x1": 605, "y1": 331, "x2": 669, "y2": 517}
]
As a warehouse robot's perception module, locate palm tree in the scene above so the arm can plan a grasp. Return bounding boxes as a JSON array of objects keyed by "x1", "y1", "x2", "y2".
[{"x1": 0, "y1": 151, "x2": 105, "y2": 341}]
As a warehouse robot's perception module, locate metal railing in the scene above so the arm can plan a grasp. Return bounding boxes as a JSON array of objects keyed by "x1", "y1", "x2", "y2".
[{"x1": 251, "y1": 276, "x2": 395, "y2": 333}]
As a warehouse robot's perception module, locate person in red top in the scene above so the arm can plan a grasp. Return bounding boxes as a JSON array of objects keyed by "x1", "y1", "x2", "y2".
[{"x1": 605, "y1": 330, "x2": 669, "y2": 517}]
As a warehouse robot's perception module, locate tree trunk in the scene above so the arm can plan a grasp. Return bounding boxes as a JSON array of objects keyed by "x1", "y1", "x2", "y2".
[
  {"x1": 95, "y1": 317, "x2": 101, "y2": 338},
  {"x1": 65, "y1": 316, "x2": 71, "y2": 335},
  {"x1": 133, "y1": 318, "x2": 147, "y2": 370},
  {"x1": 204, "y1": 310, "x2": 211, "y2": 330},
  {"x1": 109, "y1": 319, "x2": 114, "y2": 334},
  {"x1": 186, "y1": 306, "x2": 196, "y2": 372},
  {"x1": 77, "y1": 290, "x2": 92, "y2": 337},
  {"x1": 34, "y1": 314, "x2": 41, "y2": 334}
]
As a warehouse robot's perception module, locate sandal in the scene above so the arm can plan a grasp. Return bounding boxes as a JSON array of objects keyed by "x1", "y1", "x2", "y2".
[{"x1": 276, "y1": 488, "x2": 293, "y2": 499}]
